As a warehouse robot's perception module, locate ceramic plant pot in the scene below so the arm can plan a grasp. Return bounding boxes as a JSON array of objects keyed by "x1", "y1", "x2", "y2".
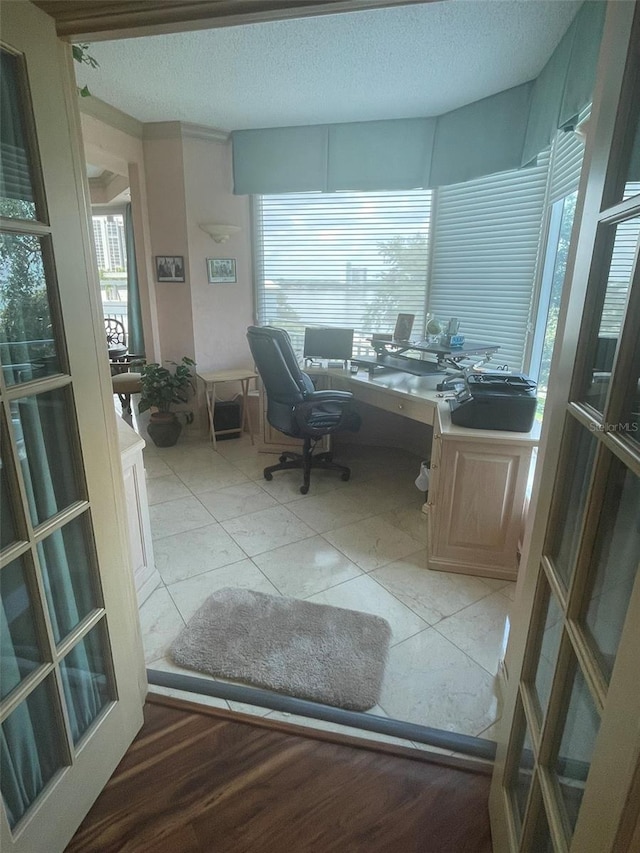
[{"x1": 147, "y1": 412, "x2": 182, "y2": 447}]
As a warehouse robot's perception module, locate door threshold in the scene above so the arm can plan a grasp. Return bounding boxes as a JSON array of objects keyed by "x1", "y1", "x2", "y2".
[{"x1": 147, "y1": 668, "x2": 496, "y2": 766}]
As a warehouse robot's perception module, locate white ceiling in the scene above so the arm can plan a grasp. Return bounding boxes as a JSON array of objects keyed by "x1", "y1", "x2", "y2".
[{"x1": 74, "y1": 0, "x2": 582, "y2": 132}]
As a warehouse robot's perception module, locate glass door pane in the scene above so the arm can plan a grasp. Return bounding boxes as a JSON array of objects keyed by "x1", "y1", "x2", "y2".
[
  {"x1": 59, "y1": 622, "x2": 113, "y2": 744},
  {"x1": 581, "y1": 459, "x2": 640, "y2": 683},
  {"x1": 1, "y1": 675, "x2": 68, "y2": 830},
  {"x1": 505, "y1": 700, "x2": 536, "y2": 838},
  {"x1": 620, "y1": 106, "x2": 640, "y2": 202},
  {"x1": 11, "y1": 388, "x2": 83, "y2": 525},
  {"x1": 619, "y1": 331, "x2": 640, "y2": 449},
  {"x1": 553, "y1": 662, "x2": 601, "y2": 836},
  {"x1": 0, "y1": 555, "x2": 44, "y2": 700},
  {"x1": 545, "y1": 418, "x2": 598, "y2": 588},
  {"x1": 532, "y1": 579, "x2": 563, "y2": 724},
  {"x1": 37, "y1": 514, "x2": 101, "y2": 643},
  {"x1": 579, "y1": 217, "x2": 640, "y2": 413},
  {"x1": 514, "y1": 728, "x2": 535, "y2": 825},
  {"x1": 528, "y1": 794, "x2": 554, "y2": 853},
  {"x1": 0, "y1": 51, "x2": 42, "y2": 222},
  {"x1": 0, "y1": 233, "x2": 63, "y2": 385},
  {"x1": 0, "y1": 450, "x2": 18, "y2": 550}
]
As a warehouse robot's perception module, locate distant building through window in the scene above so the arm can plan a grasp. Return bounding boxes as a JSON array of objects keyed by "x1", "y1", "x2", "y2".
[
  {"x1": 92, "y1": 213, "x2": 128, "y2": 333},
  {"x1": 93, "y1": 214, "x2": 126, "y2": 272}
]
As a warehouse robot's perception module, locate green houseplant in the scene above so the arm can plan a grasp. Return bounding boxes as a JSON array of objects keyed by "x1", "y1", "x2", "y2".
[{"x1": 138, "y1": 357, "x2": 196, "y2": 446}]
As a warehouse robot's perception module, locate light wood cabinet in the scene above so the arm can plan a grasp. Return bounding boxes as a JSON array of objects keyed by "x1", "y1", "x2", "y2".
[{"x1": 427, "y1": 435, "x2": 533, "y2": 581}]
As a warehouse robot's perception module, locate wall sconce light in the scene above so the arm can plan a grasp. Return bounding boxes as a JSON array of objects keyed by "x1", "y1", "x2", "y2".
[{"x1": 199, "y1": 222, "x2": 241, "y2": 243}]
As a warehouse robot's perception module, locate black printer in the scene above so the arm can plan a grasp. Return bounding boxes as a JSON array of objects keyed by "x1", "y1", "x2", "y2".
[{"x1": 447, "y1": 373, "x2": 537, "y2": 432}]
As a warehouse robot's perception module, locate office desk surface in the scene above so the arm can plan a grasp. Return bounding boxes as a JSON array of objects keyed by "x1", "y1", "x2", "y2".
[{"x1": 314, "y1": 366, "x2": 540, "y2": 446}]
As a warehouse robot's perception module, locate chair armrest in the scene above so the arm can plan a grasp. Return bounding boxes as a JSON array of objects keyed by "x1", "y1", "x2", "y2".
[
  {"x1": 294, "y1": 391, "x2": 356, "y2": 437},
  {"x1": 305, "y1": 390, "x2": 353, "y2": 403}
]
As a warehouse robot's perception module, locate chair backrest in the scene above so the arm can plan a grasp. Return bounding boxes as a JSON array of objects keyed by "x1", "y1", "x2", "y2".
[
  {"x1": 246, "y1": 326, "x2": 314, "y2": 436},
  {"x1": 105, "y1": 317, "x2": 127, "y2": 348}
]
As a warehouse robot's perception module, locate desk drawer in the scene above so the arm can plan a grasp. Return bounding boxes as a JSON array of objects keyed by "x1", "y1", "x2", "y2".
[{"x1": 353, "y1": 383, "x2": 433, "y2": 425}]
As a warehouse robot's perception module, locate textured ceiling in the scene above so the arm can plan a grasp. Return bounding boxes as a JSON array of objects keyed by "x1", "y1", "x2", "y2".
[{"x1": 74, "y1": 0, "x2": 582, "y2": 132}]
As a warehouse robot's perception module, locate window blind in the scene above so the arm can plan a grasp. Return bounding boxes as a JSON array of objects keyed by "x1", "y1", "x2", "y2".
[
  {"x1": 427, "y1": 153, "x2": 550, "y2": 372},
  {"x1": 254, "y1": 190, "x2": 432, "y2": 356},
  {"x1": 549, "y1": 126, "x2": 586, "y2": 203},
  {"x1": 600, "y1": 201, "x2": 640, "y2": 337}
]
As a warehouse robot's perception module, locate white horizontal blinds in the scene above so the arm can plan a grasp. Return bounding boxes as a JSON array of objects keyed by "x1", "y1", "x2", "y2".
[
  {"x1": 600, "y1": 205, "x2": 640, "y2": 336},
  {"x1": 549, "y1": 125, "x2": 586, "y2": 203},
  {"x1": 256, "y1": 190, "x2": 431, "y2": 356},
  {"x1": 428, "y1": 152, "x2": 550, "y2": 372}
]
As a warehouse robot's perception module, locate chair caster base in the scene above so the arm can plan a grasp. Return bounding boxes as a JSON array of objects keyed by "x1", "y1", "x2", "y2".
[{"x1": 262, "y1": 447, "x2": 351, "y2": 495}]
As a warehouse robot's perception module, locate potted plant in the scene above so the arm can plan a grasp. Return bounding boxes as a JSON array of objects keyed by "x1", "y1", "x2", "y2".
[{"x1": 138, "y1": 357, "x2": 196, "y2": 447}]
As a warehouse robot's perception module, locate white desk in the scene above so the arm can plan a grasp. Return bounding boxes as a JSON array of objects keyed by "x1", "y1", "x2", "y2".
[
  {"x1": 306, "y1": 366, "x2": 540, "y2": 581},
  {"x1": 198, "y1": 368, "x2": 258, "y2": 449}
]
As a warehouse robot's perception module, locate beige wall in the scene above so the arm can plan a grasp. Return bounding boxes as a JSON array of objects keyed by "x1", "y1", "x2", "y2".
[
  {"x1": 142, "y1": 127, "x2": 195, "y2": 365},
  {"x1": 80, "y1": 108, "x2": 256, "y2": 419},
  {"x1": 182, "y1": 133, "x2": 254, "y2": 375}
]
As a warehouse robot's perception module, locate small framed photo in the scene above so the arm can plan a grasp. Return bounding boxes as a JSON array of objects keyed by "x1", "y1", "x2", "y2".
[
  {"x1": 156, "y1": 255, "x2": 185, "y2": 282},
  {"x1": 207, "y1": 257, "x2": 236, "y2": 284}
]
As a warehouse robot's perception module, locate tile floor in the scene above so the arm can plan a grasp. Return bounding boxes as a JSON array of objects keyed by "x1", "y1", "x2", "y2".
[{"x1": 131, "y1": 411, "x2": 513, "y2": 749}]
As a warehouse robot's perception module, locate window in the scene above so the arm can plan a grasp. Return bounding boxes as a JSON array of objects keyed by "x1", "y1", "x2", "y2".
[
  {"x1": 531, "y1": 128, "x2": 640, "y2": 419},
  {"x1": 252, "y1": 128, "x2": 589, "y2": 377},
  {"x1": 91, "y1": 213, "x2": 128, "y2": 334},
  {"x1": 530, "y1": 191, "x2": 577, "y2": 399},
  {"x1": 529, "y1": 125, "x2": 587, "y2": 411},
  {"x1": 254, "y1": 190, "x2": 432, "y2": 355},
  {"x1": 428, "y1": 154, "x2": 550, "y2": 372}
]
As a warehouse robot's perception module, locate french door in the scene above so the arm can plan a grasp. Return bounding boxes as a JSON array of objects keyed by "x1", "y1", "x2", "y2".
[
  {"x1": 490, "y1": 2, "x2": 640, "y2": 851},
  {"x1": 1, "y1": 3, "x2": 145, "y2": 851}
]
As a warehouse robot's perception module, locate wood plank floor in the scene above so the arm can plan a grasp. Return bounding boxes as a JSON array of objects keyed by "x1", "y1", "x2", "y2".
[{"x1": 66, "y1": 695, "x2": 493, "y2": 853}]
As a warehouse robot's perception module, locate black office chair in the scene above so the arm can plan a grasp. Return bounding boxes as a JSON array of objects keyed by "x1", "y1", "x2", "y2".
[{"x1": 246, "y1": 326, "x2": 361, "y2": 494}]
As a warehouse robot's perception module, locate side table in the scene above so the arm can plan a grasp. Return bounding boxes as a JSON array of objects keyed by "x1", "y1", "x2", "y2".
[{"x1": 197, "y1": 368, "x2": 258, "y2": 449}]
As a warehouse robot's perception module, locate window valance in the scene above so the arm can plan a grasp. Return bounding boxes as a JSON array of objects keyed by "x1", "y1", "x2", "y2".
[{"x1": 232, "y1": 1, "x2": 605, "y2": 195}]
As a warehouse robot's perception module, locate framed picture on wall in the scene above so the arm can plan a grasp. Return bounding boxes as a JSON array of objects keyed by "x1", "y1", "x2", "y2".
[
  {"x1": 156, "y1": 255, "x2": 185, "y2": 282},
  {"x1": 207, "y1": 257, "x2": 236, "y2": 284}
]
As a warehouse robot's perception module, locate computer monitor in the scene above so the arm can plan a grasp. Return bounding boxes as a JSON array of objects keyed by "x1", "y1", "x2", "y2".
[{"x1": 303, "y1": 327, "x2": 354, "y2": 361}]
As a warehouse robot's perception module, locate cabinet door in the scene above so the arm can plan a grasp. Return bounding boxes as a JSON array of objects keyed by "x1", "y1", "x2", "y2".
[{"x1": 430, "y1": 439, "x2": 531, "y2": 579}]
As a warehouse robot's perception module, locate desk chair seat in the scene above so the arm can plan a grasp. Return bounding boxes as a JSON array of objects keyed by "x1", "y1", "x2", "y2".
[
  {"x1": 105, "y1": 318, "x2": 144, "y2": 413},
  {"x1": 247, "y1": 325, "x2": 361, "y2": 494},
  {"x1": 111, "y1": 369, "x2": 143, "y2": 413}
]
